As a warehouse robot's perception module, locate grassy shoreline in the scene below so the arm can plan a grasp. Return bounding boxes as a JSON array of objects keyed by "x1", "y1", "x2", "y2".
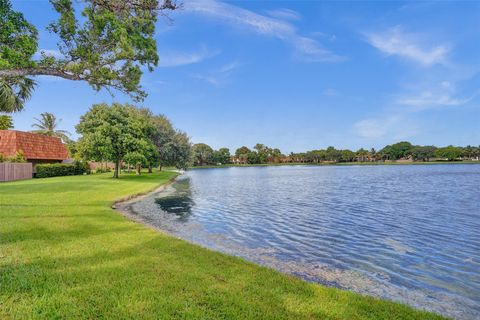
[
  {"x1": 0, "y1": 172, "x2": 446, "y2": 319},
  {"x1": 190, "y1": 160, "x2": 480, "y2": 169}
]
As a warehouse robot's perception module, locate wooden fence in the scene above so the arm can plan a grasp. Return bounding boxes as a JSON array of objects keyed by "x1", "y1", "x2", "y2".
[{"x1": 0, "y1": 163, "x2": 33, "y2": 182}]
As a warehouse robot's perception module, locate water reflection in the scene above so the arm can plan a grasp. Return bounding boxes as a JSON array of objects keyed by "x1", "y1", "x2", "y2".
[{"x1": 154, "y1": 178, "x2": 194, "y2": 221}]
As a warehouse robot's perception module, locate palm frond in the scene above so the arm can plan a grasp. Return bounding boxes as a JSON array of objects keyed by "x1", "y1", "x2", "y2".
[{"x1": 0, "y1": 77, "x2": 37, "y2": 113}]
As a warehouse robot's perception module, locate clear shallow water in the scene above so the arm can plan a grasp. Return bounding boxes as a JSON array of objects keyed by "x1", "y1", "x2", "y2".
[{"x1": 130, "y1": 165, "x2": 480, "y2": 319}]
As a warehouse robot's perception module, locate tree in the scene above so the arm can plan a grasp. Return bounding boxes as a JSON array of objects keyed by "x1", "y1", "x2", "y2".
[
  {"x1": 411, "y1": 146, "x2": 437, "y2": 162},
  {"x1": 306, "y1": 150, "x2": 325, "y2": 163},
  {"x1": 167, "y1": 130, "x2": 191, "y2": 170},
  {"x1": 235, "y1": 146, "x2": 250, "y2": 157},
  {"x1": 341, "y1": 149, "x2": 355, "y2": 162},
  {"x1": 66, "y1": 139, "x2": 79, "y2": 159},
  {"x1": 124, "y1": 151, "x2": 148, "y2": 175},
  {"x1": 191, "y1": 143, "x2": 213, "y2": 166},
  {"x1": 355, "y1": 148, "x2": 369, "y2": 162},
  {"x1": 0, "y1": 0, "x2": 178, "y2": 106},
  {"x1": 471, "y1": 146, "x2": 480, "y2": 160},
  {"x1": 247, "y1": 151, "x2": 260, "y2": 164},
  {"x1": 0, "y1": 77, "x2": 36, "y2": 113},
  {"x1": 234, "y1": 146, "x2": 250, "y2": 164},
  {"x1": 269, "y1": 148, "x2": 283, "y2": 163},
  {"x1": 463, "y1": 145, "x2": 478, "y2": 160},
  {"x1": 325, "y1": 146, "x2": 342, "y2": 162},
  {"x1": 146, "y1": 114, "x2": 192, "y2": 171},
  {"x1": 150, "y1": 114, "x2": 175, "y2": 170},
  {"x1": 0, "y1": 0, "x2": 38, "y2": 112},
  {"x1": 380, "y1": 141, "x2": 413, "y2": 160},
  {"x1": 212, "y1": 148, "x2": 231, "y2": 165},
  {"x1": 31, "y1": 112, "x2": 71, "y2": 142},
  {"x1": 253, "y1": 143, "x2": 268, "y2": 163},
  {"x1": 0, "y1": 114, "x2": 13, "y2": 129},
  {"x1": 435, "y1": 146, "x2": 464, "y2": 161},
  {"x1": 76, "y1": 103, "x2": 154, "y2": 178}
]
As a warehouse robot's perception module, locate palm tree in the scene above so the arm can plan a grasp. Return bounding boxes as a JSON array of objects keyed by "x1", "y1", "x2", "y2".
[
  {"x1": 31, "y1": 112, "x2": 71, "y2": 143},
  {"x1": 0, "y1": 114, "x2": 14, "y2": 130},
  {"x1": 0, "y1": 77, "x2": 36, "y2": 113}
]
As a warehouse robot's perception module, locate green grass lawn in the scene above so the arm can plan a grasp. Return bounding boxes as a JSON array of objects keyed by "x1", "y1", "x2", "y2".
[{"x1": 0, "y1": 172, "x2": 446, "y2": 319}]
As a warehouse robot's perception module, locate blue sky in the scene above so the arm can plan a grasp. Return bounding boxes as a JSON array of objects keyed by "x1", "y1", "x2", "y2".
[{"x1": 9, "y1": 0, "x2": 480, "y2": 153}]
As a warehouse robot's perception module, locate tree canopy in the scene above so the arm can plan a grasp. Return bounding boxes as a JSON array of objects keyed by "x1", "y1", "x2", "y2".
[
  {"x1": 0, "y1": 0, "x2": 178, "y2": 112},
  {"x1": 380, "y1": 141, "x2": 414, "y2": 160},
  {"x1": 76, "y1": 103, "x2": 155, "y2": 178},
  {"x1": 191, "y1": 143, "x2": 214, "y2": 166},
  {"x1": 212, "y1": 147, "x2": 231, "y2": 165},
  {"x1": 163, "y1": 130, "x2": 191, "y2": 170},
  {"x1": 150, "y1": 114, "x2": 191, "y2": 170},
  {"x1": 435, "y1": 146, "x2": 464, "y2": 161}
]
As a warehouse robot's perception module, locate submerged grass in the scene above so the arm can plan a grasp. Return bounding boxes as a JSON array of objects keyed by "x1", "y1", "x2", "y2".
[{"x1": 0, "y1": 171, "x2": 446, "y2": 319}]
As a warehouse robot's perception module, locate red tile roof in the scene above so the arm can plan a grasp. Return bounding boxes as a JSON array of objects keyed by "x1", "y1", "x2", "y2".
[{"x1": 0, "y1": 130, "x2": 68, "y2": 160}]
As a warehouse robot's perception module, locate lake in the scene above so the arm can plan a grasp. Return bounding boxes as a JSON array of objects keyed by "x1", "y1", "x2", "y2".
[{"x1": 129, "y1": 165, "x2": 480, "y2": 319}]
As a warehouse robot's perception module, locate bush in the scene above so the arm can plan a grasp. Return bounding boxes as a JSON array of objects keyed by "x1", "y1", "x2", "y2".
[
  {"x1": 95, "y1": 167, "x2": 112, "y2": 174},
  {"x1": 36, "y1": 161, "x2": 90, "y2": 178},
  {"x1": 0, "y1": 151, "x2": 26, "y2": 163},
  {"x1": 8, "y1": 151, "x2": 26, "y2": 163}
]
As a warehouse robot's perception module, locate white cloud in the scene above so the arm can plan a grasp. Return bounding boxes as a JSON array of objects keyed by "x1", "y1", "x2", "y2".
[
  {"x1": 266, "y1": 8, "x2": 301, "y2": 21},
  {"x1": 365, "y1": 26, "x2": 449, "y2": 66},
  {"x1": 292, "y1": 36, "x2": 342, "y2": 62},
  {"x1": 311, "y1": 31, "x2": 337, "y2": 42},
  {"x1": 354, "y1": 118, "x2": 392, "y2": 139},
  {"x1": 191, "y1": 60, "x2": 241, "y2": 86},
  {"x1": 191, "y1": 73, "x2": 220, "y2": 86},
  {"x1": 158, "y1": 46, "x2": 219, "y2": 67},
  {"x1": 218, "y1": 61, "x2": 241, "y2": 73},
  {"x1": 398, "y1": 92, "x2": 466, "y2": 109},
  {"x1": 354, "y1": 115, "x2": 418, "y2": 140},
  {"x1": 186, "y1": 0, "x2": 341, "y2": 62},
  {"x1": 397, "y1": 81, "x2": 472, "y2": 110}
]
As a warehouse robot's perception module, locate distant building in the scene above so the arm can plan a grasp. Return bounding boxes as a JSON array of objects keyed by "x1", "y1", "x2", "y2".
[{"x1": 0, "y1": 130, "x2": 68, "y2": 172}]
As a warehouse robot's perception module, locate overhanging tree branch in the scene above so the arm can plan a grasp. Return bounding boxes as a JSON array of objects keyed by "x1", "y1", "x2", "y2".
[
  {"x1": 0, "y1": 0, "x2": 180, "y2": 110},
  {"x1": 0, "y1": 68, "x2": 81, "y2": 80}
]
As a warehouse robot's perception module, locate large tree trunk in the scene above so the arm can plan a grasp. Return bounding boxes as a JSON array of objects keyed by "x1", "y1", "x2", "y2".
[
  {"x1": 136, "y1": 164, "x2": 141, "y2": 175},
  {"x1": 159, "y1": 164, "x2": 163, "y2": 171},
  {"x1": 148, "y1": 165, "x2": 153, "y2": 173},
  {"x1": 114, "y1": 160, "x2": 120, "y2": 178}
]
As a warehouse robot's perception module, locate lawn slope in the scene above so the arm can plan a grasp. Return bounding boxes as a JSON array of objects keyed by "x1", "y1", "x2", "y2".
[{"x1": 0, "y1": 172, "x2": 445, "y2": 319}]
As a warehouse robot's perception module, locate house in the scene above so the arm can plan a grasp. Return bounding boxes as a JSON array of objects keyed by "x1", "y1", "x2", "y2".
[{"x1": 0, "y1": 130, "x2": 69, "y2": 172}]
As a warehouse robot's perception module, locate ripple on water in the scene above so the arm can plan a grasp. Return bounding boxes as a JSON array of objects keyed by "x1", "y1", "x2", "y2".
[{"x1": 130, "y1": 165, "x2": 480, "y2": 320}]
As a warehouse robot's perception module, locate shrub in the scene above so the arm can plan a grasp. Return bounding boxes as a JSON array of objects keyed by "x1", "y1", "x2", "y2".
[
  {"x1": 36, "y1": 161, "x2": 90, "y2": 178},
  {"x1": 0, "y1": 151, "x2": 26, "y2": 163},
  {"x1": 8, "y1": 150, "x2": 26, "y2": 163},
  {"x1": 95, "y1": 167, "x2": 112, "y2": 174}
]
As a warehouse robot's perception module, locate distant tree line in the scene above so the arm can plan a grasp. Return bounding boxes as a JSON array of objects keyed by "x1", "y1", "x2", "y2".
[
  {"x1": 190, "y1": 141, "x2": 480, "y2": 166},
  {"x1": 191, "y1": 143, "x2": 284, "y2": 166}
]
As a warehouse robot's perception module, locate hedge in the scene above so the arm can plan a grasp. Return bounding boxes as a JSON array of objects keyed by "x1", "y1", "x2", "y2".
[{"x1": 36, "y1": 162, "x2": 90, "y2": 178}]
